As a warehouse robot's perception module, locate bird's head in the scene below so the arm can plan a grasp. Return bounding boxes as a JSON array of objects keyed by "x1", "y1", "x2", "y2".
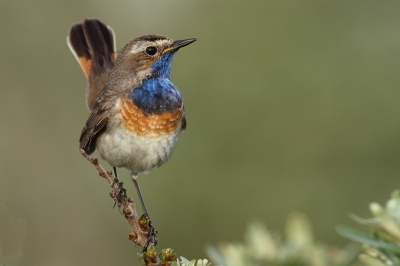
[{"x1": 114, "y1": 35, "x2": 196, "y2": 80}]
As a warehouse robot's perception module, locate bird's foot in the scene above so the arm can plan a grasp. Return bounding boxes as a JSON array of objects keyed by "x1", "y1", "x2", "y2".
[
  {"x1": 111, "y1": 178, "x2": 119, "y2": 187},
  {"x1": 139, "y1": 214, "x2": 158, "y2": 253},
  {"x1": 112, "y1": 182, "x2": 127, "y2": 213},
  {"x1": 111, "y1": 176, "x2": 120, "y2": 187}
]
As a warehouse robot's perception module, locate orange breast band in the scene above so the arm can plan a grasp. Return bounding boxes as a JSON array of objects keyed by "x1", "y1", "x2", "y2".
[{"x1": 120, "y1": 99, "x2": 183, "y2": 136}]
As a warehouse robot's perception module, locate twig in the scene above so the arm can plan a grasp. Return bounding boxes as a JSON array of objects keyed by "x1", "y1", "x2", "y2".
[{"x1": 79, "y1": 149, "x2": 173, "y2": 266}]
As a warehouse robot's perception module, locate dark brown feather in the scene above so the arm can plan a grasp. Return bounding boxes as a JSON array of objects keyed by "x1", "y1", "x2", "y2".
[
  {"x1": 181, "y1": 107, "x2": 187, "y2": 131},
  {"x1": 79, "y1": 89, "x2": 116, "y2": 155},
  {"x1": 68, "y1": 23, "x2": 91, "y2": 59},
  {"x1": 68, "y1": 19, "x2": 116, "y2": 111},
  {"x1": 181, "y1": 115, "x2": 186, "y2": 131},
  {"x1": 82, "y1": 19, "x2": 115, "y2": 68}
]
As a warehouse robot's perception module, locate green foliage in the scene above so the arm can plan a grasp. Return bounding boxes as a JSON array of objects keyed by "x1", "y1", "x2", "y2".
[
  {"x1": 173, "y1": 257, "x2": 212, "y2": 266},
  {"x1": 206, "y1": 191, "x2": 400, "y2": 266},
  {"x1": 337, "y1": 190, "x2": 400, "y2": 266},
  {"x1": 139, "y1": 247, "x2": 211, "y2": 266},
  {"x1": 207, "y1": 212, "x2": 359, "y2": 266}
]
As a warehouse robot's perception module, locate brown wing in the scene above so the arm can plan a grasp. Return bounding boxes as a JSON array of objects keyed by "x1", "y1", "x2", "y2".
[
  {"x1": 181, "y1": 105, "x2": 187, "y2": 131},
  {"x1": 79, "y1": 89, "x2": 116, "y2": 155}
]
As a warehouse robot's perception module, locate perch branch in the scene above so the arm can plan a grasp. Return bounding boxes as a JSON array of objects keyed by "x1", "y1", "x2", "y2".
[{"x1": 80, "y1": 149, "x2": 174, "y2": 266}]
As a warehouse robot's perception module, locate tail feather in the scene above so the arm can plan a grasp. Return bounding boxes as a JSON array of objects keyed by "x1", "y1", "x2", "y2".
[
  {"x1": 67, "y1": 23, "x2": 92, "y2": 77},
  {"x1": 67, "y1": 19, "x2": 116, "y2": 111},
  {"x1": 82, "y1": 19, "x2": 116, "y2": 68}
]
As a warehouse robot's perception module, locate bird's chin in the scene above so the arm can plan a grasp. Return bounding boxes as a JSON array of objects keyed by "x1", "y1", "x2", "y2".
[{"x1": 134, "y1": 68, "x2": 152, "y2": 81}]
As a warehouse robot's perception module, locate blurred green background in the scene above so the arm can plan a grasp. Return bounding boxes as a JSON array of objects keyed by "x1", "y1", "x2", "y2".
[{"x1": 1, "y1": 0, "x2": 400, "y2": 265}]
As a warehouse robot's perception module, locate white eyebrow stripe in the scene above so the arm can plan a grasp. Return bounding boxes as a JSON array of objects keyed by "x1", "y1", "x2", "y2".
[
  {"x1": 128, "y1": 39, "x2": 173, "y2": 55},
  {"x1": 129, "y1": 43, "x2": 143, "y2": 54},
  {"x1": 154, "y1": 39, "x2": 172, "y2": 46}
]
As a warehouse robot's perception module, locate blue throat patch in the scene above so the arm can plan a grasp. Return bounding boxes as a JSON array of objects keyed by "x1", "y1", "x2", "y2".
[{"x1": 132, "y1": 51, "x2": 183, "y2": 114}]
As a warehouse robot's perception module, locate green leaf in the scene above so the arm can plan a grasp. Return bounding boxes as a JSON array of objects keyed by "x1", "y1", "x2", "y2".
[
  {"x1": 336, "y1": 225, "x2": 400, "y2": 253},
  {"x1": 205, "y1": 245, "x2": 225, "y2": 265},
  {"x1": 180, "y1": 256, "x2": 191, "y2": 265},
  {"x1": 358, "y1": 254, "x2": 386, "y2": 266},
  {"x1": 348, "y1": 213, "x2": 379, "y2": 225}
]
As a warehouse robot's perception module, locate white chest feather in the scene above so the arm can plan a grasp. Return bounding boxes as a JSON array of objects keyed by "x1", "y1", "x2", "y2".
[{"x1": 96, "y1": 120, "x2": 182, "y2": 174}]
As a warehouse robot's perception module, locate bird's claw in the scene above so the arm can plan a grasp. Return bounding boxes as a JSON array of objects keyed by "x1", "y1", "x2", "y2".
[
  {"x1": 113, "y1": 182, "x2": 127, "y2": 214},
  {"x1": 141, "y1": 214, "x2": 158, "y2": 253}
]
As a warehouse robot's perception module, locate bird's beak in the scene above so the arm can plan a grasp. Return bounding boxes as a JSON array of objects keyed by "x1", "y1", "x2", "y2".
[{"x1": 162, "y1": 38, "x2": 197, "y2": 54}]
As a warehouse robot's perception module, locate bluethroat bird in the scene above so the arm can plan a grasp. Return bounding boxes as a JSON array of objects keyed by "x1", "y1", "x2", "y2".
[{"x1": 67, "y1": 19, "x2": 196, "y2": 229}]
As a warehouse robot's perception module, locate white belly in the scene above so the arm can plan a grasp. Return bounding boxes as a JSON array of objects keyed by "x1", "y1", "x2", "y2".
[{"x1": 96, "y1": 121, "x2": 181, "y2": 174}]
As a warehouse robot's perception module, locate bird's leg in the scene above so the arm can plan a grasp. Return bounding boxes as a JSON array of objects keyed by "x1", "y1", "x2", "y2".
[
  {"x1": 131, "y1": 173, "x2": 157, "y2": 252},
  {"x1": 111, "y1": 167, "x2": 119, "y2": 186},
  {"x1": 131, "y1": 173, "x2": 150, "y2": 218}
]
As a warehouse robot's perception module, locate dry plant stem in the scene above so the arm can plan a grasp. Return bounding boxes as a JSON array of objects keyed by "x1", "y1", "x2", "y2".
[
  {"x1": 79, "y1": 149, "x2": 155, "y2": 251},
  {"x1": 79, "y1": 149, "x2": 180, "y2": 266}
]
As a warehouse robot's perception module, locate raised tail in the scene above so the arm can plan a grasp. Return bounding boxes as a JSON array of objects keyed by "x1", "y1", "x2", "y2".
[{"x1": 67, "y1": 19, "x2": 116, "y2": 111}]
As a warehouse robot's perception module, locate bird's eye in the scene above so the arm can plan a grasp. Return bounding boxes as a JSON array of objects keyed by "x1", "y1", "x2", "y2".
[{"x1": 145, "y1": 46, "x2": 157, "y2": 56}]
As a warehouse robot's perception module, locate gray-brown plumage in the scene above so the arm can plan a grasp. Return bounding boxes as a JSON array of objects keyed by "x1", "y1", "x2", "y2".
[
  {"x1": 68, "y1": 20, "x2": 196, "y2": 246},
  {"x1": 77, "y1": 34, "x2": 190, "y2": 156},
  {"x1": 68, "y1": 19, "x2": 195, "y2": 174}
]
